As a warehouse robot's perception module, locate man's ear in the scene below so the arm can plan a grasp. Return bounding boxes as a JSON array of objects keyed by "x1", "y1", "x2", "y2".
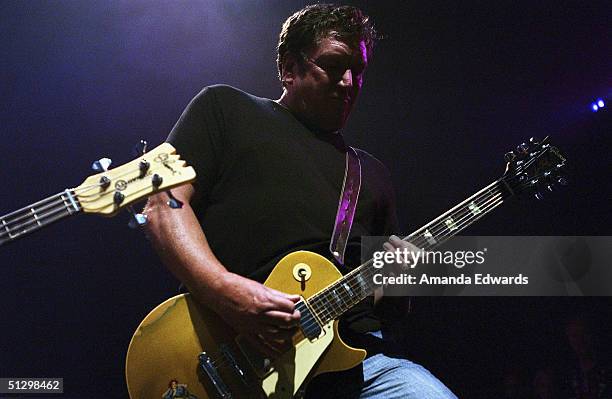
[{"x1": 280, "y1": 55, "x2": 298, "y2": 86}]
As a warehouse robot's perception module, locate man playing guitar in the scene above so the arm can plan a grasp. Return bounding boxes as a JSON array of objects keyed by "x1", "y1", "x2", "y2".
[{"x1": 143, "y1": 4, "x2": 456, "y2": 398}]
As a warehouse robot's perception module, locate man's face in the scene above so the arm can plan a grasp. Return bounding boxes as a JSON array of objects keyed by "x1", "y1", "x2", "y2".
[{"x1": 285, "y1": 36, "x2": 368, "y2": 133}]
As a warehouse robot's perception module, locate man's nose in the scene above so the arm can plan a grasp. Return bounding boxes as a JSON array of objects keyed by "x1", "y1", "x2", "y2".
[{"x1": 339, "y1": 68, "x2": 353, "y2": 87}]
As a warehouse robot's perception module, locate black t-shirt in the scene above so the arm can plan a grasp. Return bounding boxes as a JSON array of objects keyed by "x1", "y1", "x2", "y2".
[{"x1": 167, "y1": 84, "x2": 398, "y2": 332}]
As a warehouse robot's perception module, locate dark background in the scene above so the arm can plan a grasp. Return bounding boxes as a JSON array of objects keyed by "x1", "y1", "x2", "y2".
[{"x1": 1, "y1": 1, "x2": 610, "y2": 397}]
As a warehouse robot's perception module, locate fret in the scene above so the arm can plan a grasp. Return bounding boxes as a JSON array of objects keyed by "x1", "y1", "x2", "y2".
[
  {"x1": 342, "y1": 282, "x2": 356, "y2": 302},
  {"x1": 62, "y1": 189, "x2": 80, "y2": 214},
  {"x1": 31, "y1": 208, "x2": 42, "y2": 226},
  {"x1": 423, "y1": 229, "x2": 436, "y2": 246},
  {"x1": 2, "y1": 219, "x2": 16, "y2": 239},
  {"x1": 444, "y1": 217, "x2": 457, "y2": 231},
  {"x1": 333, "y1": 288, "x2": 348, "y2": 310},
  {"x1": 322, "y1": 294, "x2": 335, "y2": 320},
  {"x1": 353, "y1": 273, "x2": 369, "y2": 296},
  {"x1": 468, "y1": 201, "x2": 481, "y2": 215}
]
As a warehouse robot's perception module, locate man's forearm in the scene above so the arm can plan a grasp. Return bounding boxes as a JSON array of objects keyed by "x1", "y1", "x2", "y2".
[{"x1": 142, "y1": 185, "x2": 230, "y2": 310}]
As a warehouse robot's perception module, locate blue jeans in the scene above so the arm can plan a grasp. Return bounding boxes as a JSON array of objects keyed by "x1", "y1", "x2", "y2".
[{"x1": 304, "y1": 330, "x2": 457, "y2": 399}]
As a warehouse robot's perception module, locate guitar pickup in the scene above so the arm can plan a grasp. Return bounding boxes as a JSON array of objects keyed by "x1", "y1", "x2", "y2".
[{"x1": 295, "y1": 300, "x2": 324, "y2": 341}]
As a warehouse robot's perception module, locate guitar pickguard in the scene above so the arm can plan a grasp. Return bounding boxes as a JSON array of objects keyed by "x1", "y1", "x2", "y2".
[{"x1": 261, "y1": 321, "x2": 334, "y2": 398}]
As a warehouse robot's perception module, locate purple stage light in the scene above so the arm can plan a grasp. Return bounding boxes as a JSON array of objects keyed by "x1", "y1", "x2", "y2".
[
  {"x1": 597, "y1": 99, "x2": 604, "y2": 108},
  {"x1": 592, "y1": 104, "x2": 599, "y2": 112}
]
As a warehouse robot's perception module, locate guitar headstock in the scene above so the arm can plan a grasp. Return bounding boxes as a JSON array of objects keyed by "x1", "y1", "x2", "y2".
[
  {"x1": 75, "y1": 143, "x2": 196, "y2": 215},
  {"x1": 501, "y1": 136, "x2": 567, "y2": 199}
]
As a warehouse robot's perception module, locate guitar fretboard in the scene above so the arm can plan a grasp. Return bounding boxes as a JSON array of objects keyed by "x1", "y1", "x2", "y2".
[
  {"x1": 305, "y1": 179, "x2": 512, "y2": 324},
  {"x1": 0, "y1": 190, "x2": 81, "y2": 246}
]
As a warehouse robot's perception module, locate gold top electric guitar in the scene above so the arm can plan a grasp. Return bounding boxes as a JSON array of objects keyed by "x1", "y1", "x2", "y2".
[
  {"x1": 125, "y1": 137, "x2": 566, "y2": 399},
  {"x1": 0, "y1": 142, "x2": 196, "y2": 246}
]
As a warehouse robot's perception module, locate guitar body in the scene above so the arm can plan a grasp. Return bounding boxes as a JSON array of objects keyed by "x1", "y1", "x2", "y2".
[{"x1": 125, "y1": 251, "x2": 366, "y2": 398}]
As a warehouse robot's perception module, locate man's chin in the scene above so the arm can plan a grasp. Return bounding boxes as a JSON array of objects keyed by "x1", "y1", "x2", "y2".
[{"x1": 318, "y1": 117, "x2": 349, "y2": 133}]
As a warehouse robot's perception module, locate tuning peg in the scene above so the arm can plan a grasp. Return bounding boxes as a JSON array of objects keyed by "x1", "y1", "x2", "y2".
[
  {"x1": 166, "y1": 190, "x2": 183, "y2": 209},
  {"x1": 127, "y1": 206, "x2": 148, "y2": 229},
  {"x1": 516, "y1": 143, "x2": 529, "y2": 154},
  {"x1": 529, "y1": 137, "x2": 540, "y2": 146},
  {"x1": 138, "y1": 160, "x2": 150, "y2": 178},
  {"x1": 547, "y1": 184, "x2": 554, "y2": 192},
  {"x1": 534, "y1": 192, "x2": 544, "y2": 200},
  {"x1": 152, "y1": 173, "x2": 163, "y2": 189},
  {"x1": 113, "y1": 191, "x2": 125, "y2": 205},
  {"x1": 557, "y1": 177, "x2": 568, "y2": 186},
  {"x1": 504, "y1": 151, "x2": 516, "y2": 162},
  {"x1": 92, "y1": 157, "x2": 112, "y2": 172},
  {"x1": 132, "y1": 140, "x2": 148, "y2": 157},
  {"x1": 99, "y1": 176, "x2": 111, "y2": 190}
]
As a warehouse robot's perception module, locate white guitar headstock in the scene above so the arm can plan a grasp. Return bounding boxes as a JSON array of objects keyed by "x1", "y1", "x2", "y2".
[{"x1": 75, "y1": 143, "x2": 196, "y2": 216}]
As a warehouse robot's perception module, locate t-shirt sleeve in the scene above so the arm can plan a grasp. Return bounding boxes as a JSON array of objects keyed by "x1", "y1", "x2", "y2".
[{"x1": 166, "y1": 86, "x2": 225, "y2": 204}]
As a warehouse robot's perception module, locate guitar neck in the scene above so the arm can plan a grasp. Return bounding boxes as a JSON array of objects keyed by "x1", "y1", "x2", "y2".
[
  {"x1": 306, "y1": 178, "x2": 514, "y2": 324},
  {"x1": 0, "y1": 190, "x2": 81, "y2": 246}
]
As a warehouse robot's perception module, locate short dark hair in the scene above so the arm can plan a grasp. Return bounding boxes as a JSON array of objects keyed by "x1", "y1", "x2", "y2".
[{"x1": 276, "y1": 4, "x2": 378, "y2": 80}]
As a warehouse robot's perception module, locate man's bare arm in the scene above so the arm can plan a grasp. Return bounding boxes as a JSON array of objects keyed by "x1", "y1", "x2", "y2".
[{"x1": 142, "y1": 184, "x2": 300, "y2": 355}]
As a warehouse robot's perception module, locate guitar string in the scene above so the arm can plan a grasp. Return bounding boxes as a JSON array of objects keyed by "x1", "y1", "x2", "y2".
[
  {"x1": 0, "y1": 203, "x2": 77, "y2": 241},
  {"x1": 306, "y1": 193, "x2": 504, "y2": 323},
  {"x1": 405, "y1": 181, "x2": 502, "y2": 241},
  {"x1": 311, "y1": 193, "x2": 505, "y2": 323},
  {"x1": 307, "y1": 184, "x2": 502, "y2": 306},
  {"x1": 310, "y1": 196, "x2": 505, "y2": 325},
  {"x1": 406, "y1": 190, "x2": 504, "y2": 247},
  {"x1": 0, "y1": 195, "x2": 82, "y2": 241},
  {"x1": 316, "y1": 195, "x2": 499, "y2": 324},
  {"x1": 0, "y1": 179, "x2": 125, "y2": 231},
  {"x1": 407, "y1": 162, "x2": 559, "y2": 245},
  {"x1": 307, "y1": 188, "x2": 504, "y2": 318},
  {"x1": 309, "y1": 190, "x2": 500, "y2": 322},
  {"x1": 1, "y1": 194, "x2": 80, "y2": 230},
  {"x1": 0, "y1": 164, "x2": 169, "y2": 239},
  {"x1": 314, "y1": 158, "x2": 556, "y2": 315}
]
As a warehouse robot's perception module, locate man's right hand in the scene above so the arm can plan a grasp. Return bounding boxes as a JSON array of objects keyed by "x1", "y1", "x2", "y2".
[{"x1": 195, "y1": 272, "x2": 301, "y2": 358}]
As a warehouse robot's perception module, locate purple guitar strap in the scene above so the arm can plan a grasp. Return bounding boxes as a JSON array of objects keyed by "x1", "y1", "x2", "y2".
[{"x1": 329, "y1": 146, "x2": 362, "y2": 266}]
